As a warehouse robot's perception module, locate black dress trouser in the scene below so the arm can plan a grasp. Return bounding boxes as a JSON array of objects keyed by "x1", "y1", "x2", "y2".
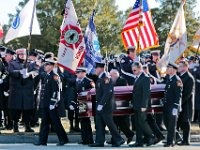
[{"x1": 39, "y1": 108, "x2": 68, "y2": 144}]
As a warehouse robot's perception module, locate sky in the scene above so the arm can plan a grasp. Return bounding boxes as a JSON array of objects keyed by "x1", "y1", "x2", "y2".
[{"x1": 0, "y1": 0, "x2": 199, "y2": 25}]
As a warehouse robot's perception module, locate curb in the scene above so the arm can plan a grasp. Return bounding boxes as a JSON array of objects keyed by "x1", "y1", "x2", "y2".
[{"x1": 0, "y1": 134, "x2": 200, "y2": 144}]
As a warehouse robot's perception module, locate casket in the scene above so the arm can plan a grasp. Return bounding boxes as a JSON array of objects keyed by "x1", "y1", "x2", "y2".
[{"x1": 78, "y1": 84, "x2": 165, "y2": 118}]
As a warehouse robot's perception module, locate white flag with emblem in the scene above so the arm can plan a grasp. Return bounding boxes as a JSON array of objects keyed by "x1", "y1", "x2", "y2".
[
  {"x1": 190, "y1": 26, "x2": 200, "y2": 53},
  {"x1": 57, "y1": 0, "x2": 85, "y2": 74},
  {"x1": 4, "y1": 0, "x2": 41, "y2": 43},
  {"x1": 157, "y1": 0, "x2": 187, "y2": 73}
]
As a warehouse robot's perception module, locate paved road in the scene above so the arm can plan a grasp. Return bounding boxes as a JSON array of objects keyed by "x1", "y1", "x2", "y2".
[{"x1": 0, "y1": 143, "x2": 200, "y2": 150}]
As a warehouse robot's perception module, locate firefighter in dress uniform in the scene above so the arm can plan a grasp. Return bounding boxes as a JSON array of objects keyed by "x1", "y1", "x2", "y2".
[
  {"x1": 34, "y1": 58, "x2": 68, "y2": 146},
  {"x1": 163, "y1": 62, "x2": 183, "y2": 147}
]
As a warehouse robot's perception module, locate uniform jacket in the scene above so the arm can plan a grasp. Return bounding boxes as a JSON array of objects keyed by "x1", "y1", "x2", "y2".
[
  {"x1": 95, "y1": 72, "x2": 114, "y2": 114},
  {"x1": 120, "y1": 56, "x2": 135, "y2": 85},
  {"x1": 39, "y1": 71, "x2": 59, "y2": 109},
  {"x1": 164, "y1": 75, "x2": 183, "y2": 110},
  {"x1": 76, "y1": 77, "x2": 93, "y2": 93},
  {"x1": 192, "y1": 65, "x2": 200, "y2": 110}
]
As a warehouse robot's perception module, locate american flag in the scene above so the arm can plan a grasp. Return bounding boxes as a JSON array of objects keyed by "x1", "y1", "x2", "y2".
[{"x1": 121, "y1": 0, "x2": 159, "y2": 51}]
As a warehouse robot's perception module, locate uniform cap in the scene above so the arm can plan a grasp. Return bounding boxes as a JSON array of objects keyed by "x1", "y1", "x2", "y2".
[
  {"x1": 0, "y1": 46, "x2": 6, "y2": 52},
  {"x1": 167, "y1": 62, "x2": 178, "y2": 70},
  {"x1": 5, "y1": 48, "x2": 15, "y2": 55},
  {"x1": 95, "y1": 61, "x2": 105, "y2": 68},
  {"x1": 151, "y1": 50, "x2": 160, "y2": 56},
  {"x1": 44, "y1": 58, "x2": 56, "y2": 65},
  {"x1": 127, "y1": 46, "x2": 136, "y2": 52},
  {"x1": 76, "y1": 67, "x2": 87, "y2": 73},
  {"x1": 29, "y1": 50, "x2": 38, "y2": 57}
]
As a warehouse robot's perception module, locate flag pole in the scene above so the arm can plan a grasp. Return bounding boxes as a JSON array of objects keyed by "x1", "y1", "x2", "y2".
[
  {"x1": 136, "y1": 0, "x2": 143, "y2": 55},
  {"x1": 27, "y1": 0, "x2": 37, "y2": 53},
  {"x1": 195, "y1": 42, "x2": 200, "y2": 59}
]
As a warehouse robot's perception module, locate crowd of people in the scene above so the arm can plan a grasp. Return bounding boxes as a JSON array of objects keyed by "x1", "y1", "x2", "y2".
[{"x1": 0, "y1": 45, "x2": 200, "y2": 147}]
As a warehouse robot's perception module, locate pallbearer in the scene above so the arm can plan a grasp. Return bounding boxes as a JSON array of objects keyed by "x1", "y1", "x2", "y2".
[{"x1": 89, "y1": 61, "x2": 125, "y2": 147}]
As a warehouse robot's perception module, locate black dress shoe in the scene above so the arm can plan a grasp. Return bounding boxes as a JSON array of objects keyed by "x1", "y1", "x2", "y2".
[
  {"x1": 25, "y1": 128, "x2": 34, "y2": 132},
  {"x1": 129, "y1": 143, "x2": 143, "y2": 147},
  {"x1": 13, "y1": 129, "x2": 19, "y2": 133},
  {"x1": 146, "y1": 137, "x2": 156, "y2": 146},
  {"x1": 73, "y1": 127, "x2": 81, "y2": 132},
  {"x1": 89, "y1": 143, "x2": 104, "y2": 147},
  {"x1": 34, "y1": 142, "x2": 47, "y2": 146},
  {"x1": 154, "y1": 136, "x2": 165, "y2": 144},
  {"x1": 177, "y1": 141, "x2": 190, "y2": 146},
  {"x1": 112, "y1": 139, "x2": 125, "y2": 147},
  {"x1": 127, "y1": 135, "x2": 134, "y2": 144},
  {"x1": 106, "y1": 140, "x2": 113, "y2": 144},
  {"x1": 163, "y1": 143, "x2": 174, "y2": 147},
  {"x1": 56, "y1": 141, "x2": 68, "y2": 146},
  {"x1": 78, "y1": 141, "x2": 93, "y2": 145}
]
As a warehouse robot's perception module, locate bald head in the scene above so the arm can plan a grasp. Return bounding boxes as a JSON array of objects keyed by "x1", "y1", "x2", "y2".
[{"x1": 110, "y1": 69, "x2": 120, "y2": 82}]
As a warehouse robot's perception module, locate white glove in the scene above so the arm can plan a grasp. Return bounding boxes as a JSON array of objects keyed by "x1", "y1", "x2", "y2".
[
  {"x1": 97, "y1": 105, "x2": 103, "y2": 111},
  {"x1": 172, "y1": 108, "x2": 178, "y2": 116},
  {"x1": 0, "y1": 79, "x2": 3, "y2": 84},
  {"x1": 23, "y1": 73, "x2": 30, "y2": 79},
  {"x1": 20, "y1": 68, "x2": 26, "y2": 74},
  {"x1": 49, "y1": 105, "x2": 55, "y2": 110},
  {"x1": 4, "y1": 92, "x2": 9, "y2": 97},
  {"x1": 69, "y1": 105, "x2": 75, "y2": 110}
]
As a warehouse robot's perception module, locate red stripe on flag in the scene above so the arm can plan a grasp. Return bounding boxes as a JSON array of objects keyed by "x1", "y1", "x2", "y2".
[
  {"x1": 143, "y1": 26, "x2": 151, "y2": 47},
  {"x1": 144, "y1": 12, "x2": 156, "y2": 43},
  {"x1": 138, "y1": 27, "x2": 146, "y2": 49},
  {"x1": 122, "y1": 32, "x2": 129, "y2": 48},
  {"x1": 128, "y1": 10, "x2": 140, "y2": 18},
  {"x1": 127, "y1": 31, "x2": 134, "y2": 46}
]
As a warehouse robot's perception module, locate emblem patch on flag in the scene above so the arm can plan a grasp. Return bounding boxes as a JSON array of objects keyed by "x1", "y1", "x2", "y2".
[{"x1": 12, "y1": 15, "x2": 20, "y2": 29}]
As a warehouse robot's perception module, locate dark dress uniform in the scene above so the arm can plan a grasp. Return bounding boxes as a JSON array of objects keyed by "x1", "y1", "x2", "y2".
[
  {"x1": 192, "y1": 65, "x2": 200, "y2": 123},
  {"x1": 38, "y1": 71, "x2": 68, "y2": 145},
  {"x1": 120, "y1": 56, "x2": 135, "y2": 85},
  {"x1": 177, "y1": 71, "x2": 195, "y2": 144},
  {"x1": 0, "y1": 59, "x2": 5, "y2": 111},
  {"x1": 62, "y1": 70, "x2": 79, "y2": 131},
  {"x1": 163, "y1": 75, "x2": 183, "y2": 146},
  {"x1": 7, "y1": 58, "x2": 37, "y2": 132},
  {"x1": 131, "y1": 72, "x2": 154, "y2": 146},
  {"x1": 0, "y1": 59, "x2": 5, "y2": 126},
  {"x1": 147, "y1": 60, "x2": 159, "y2": 78},
  {"x1": 112, "y1": 77, "x2": 134, "y2": 143},
  {"x1": 2, "y1": 60, "x2": 13, "y2": 129},
  {"x1": 93, "y1": 72, "x2": 124, "y2": 146},
  {"x1": 146, "y1": 73, "x2": 165, "y2": 144},
  {"x1": 76, "y1": 77, "x2": 94, "y2": 144}
]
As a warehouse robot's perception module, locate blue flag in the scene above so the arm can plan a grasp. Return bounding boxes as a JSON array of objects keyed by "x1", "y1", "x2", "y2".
[{"x1": 84, "y1": 10, "x2": 102, "y2": 74}]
